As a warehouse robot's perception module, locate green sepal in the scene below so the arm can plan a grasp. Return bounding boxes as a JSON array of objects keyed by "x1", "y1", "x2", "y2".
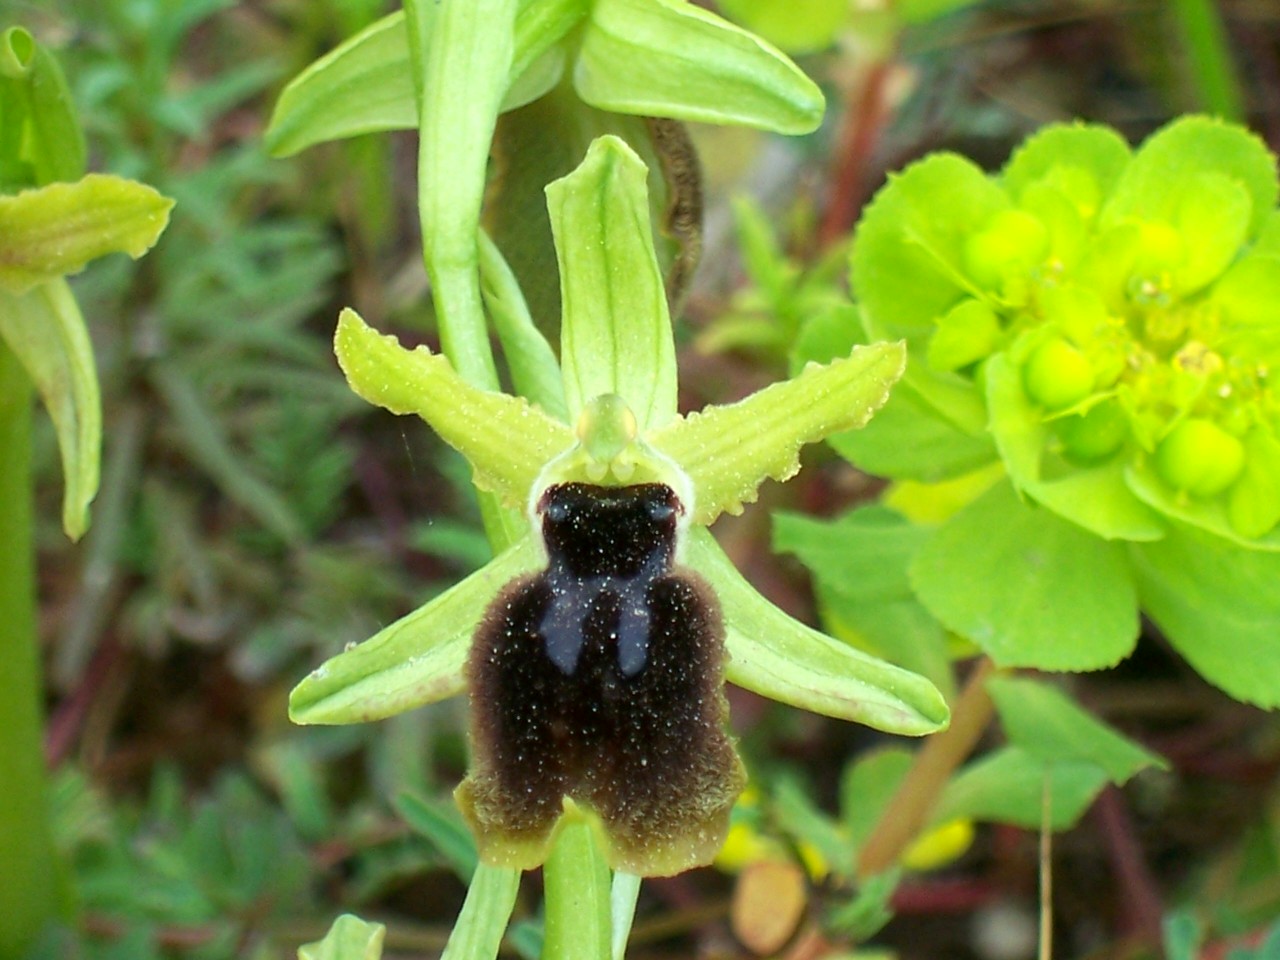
[
  {"x1": 334, "y1": 309, "x2": 574, "y2": 510},
  {"x1": 649, "y1": 341, "x2": 906, "y2": 525},
  {"x1": 575, "y1": 0, "x2": 825, "y2": 135},
  {"x1": 265, "y1": 1, "x2": 588, "y2": 157},
  {"x1": 687, "y1": 528, "x2": 950, "y2": 736},
  {"x1": 288, "y1": 534, "x2": 543, "y2": 725},
  {"x1": 0, "y1": 27, "x2": 85, "y2": 188},
  {"x1": 0, "y1": 281, "x2": 100, "y2": 540},
  {"x1": 986, "y1": 676, "x2": 1168, "y2": 782},
  {"x1": 985, "y1": 348, "x2": 1165, "y2": 541},
  {"x1": 0, "y1": 175, "x2": 173, "y2": 293},
  {"x1": 910, "y1": 479, "x2": 1140, "y2": 671},
  {"x1": 547, "y1": 135, "x2": 677, "y2": 432},
  {"x1": 1131, "y1": 524, "x2": 1280, "y2": 708},
  {"x1": 297, "y1": 914, "x2": 386, "y2": 960}
]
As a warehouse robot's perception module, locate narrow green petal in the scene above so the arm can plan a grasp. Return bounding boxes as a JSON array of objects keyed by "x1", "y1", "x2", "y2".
[
  {"x1": 0, "y1": 175, "x2": 173, "y2": 293},
  {"x1": 649, "y1": 341, "x2": 906, "y2": 526},
  {"x1": 334, "y1": 308, "x2": 574, "y2": 509},
  {"x1": 687, "y1": 528, "x2": 949, "y2": 735},
  {"x1": 478, "y1": 229, "x2": 567, "y2": 421},
  {"x1": 0, "y1": 280, "x2": 99, "y2": 540},
  {"x1": 265, "y1": 2, "x2": 587, "y2": 157},
  {"x1": 289, "y1": 535, "x2": 542, "y2": 725},
  {"x1": 547, "y1": 135, "x2": 677, "y2": 432},
  {"x1": 575, "y1": 0, "x2": 824, "y2": 134}
]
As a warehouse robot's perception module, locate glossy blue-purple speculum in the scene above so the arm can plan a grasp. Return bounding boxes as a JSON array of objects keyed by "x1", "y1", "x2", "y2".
[{"x1": 457, "y1": 483, "x2": 744, "y2": 876}]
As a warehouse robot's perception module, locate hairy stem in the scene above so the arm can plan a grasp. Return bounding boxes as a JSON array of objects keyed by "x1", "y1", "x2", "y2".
[
  {"x1": 0, "y1": 340, "x2": 66, "y2": 955},
  {"x1": 857, "y1": 658, "x2": 996, "y2": 879}
]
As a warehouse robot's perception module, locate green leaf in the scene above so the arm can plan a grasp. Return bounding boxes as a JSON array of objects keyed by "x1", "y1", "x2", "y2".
[
  {"x1": 547, "y1": 135, "x2": 677, "y2": 432},
  {"x1": 852, "y1": 152, "x2": 1007, "y2": 339},
  {"x1": 689, "y1": 528, "x2": 950, "y2": 736},
  {"x1": 395, "y1": 793, "x2": 479, "y2": 882},
  {"x1": 288, "y1": 535, "x2": 542, "y2": 724},
  {"x1": 440, "y1": 865, "x2": 522, "y2": 960},
  {"x1": 0, "y1": 175, "x2": 173, "y2": 293},
  {"x1": 1001, "y1": 122, "x2": 1131, "y2": 210},
  {"x1": 774, "y1": 507, "x2": 954, "y2": 698},
  {"x1": 0, "y1": 27, "x2": 85, "y2": 187},
  {"x1": 334, "y1": 309, "x2": 574, "y2": 509},
  {"x1": 985, "y1": 676, "x2": 1167, "y2": 782},
  {"x1": 575, "y1": 0, "x2": 824, "y2": 134},
  {"x1": 715, "y1": 0, "x2": 849, "y2": 53},
  {"x1": 985, "y1": 349, "x2": 1165, "y2": 541},
  {"x1": 265, "y1": 1, "x2": 588, "y2": 157},
  {"x1": 840, "y1": 748, "x2": 913, "y2": 853},
  {"x1": 910, "y1": 479, "x2": 1141, "y2": 670},
  {"x1": 0, "y1": 280, "x2": 98, "y2": 539},
  {"x1": 1100, "y1": 116, "x2": 1278, "y2": 239},
  {"x1": 298, "y1": 914, "x2": 385, "y2": 960},
  {"x1": 542, "y1": 810, "x2": 612, "y2": 960},
  {"x1": 934, "y1": 746, "x2": 1109, "y2": 830},
  {"x1": 1131, "y1": 524, "x2": 1280, "y2": 708},
  {"x1": 648, "y1": 341, "x2": 906, "y2": 525}
]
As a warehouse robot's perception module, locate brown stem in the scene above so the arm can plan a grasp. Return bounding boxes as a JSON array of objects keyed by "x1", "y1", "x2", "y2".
[
  {"x1": 857, "y1": 658, "x2": 997, "y2": 879},
  {"x1": 819, "y1": 58, "x2": 895, "y2": 249}
]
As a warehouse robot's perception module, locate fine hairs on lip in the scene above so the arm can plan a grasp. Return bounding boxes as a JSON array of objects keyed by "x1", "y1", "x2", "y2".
[{"x1": 458, "y1": 482, "x2": 745, "y2": 876}]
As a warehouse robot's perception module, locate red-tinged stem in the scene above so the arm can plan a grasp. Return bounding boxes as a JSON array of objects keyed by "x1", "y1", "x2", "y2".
[{"x1": 820, "y1": 58, "x2": 895, "y2": 249}]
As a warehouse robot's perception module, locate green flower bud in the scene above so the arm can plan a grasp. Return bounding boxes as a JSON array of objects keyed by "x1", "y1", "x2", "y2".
[
  {"x1": 1054, "y1": 399, "x2": 1128, "y2": 463},
  {"x1": 1023, "y1": 336, "x2": 1094, "y2": 411},
  {"x1": 1155, "y1": 417, "x2": 1246, "y2": 497},
  {"x1": 963, "y1": 209, "x2": 1049, "y2": 291}
]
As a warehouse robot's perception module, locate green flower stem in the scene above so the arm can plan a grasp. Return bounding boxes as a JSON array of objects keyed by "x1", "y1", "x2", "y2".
[
  {"x1": 856, "y1": 658, "x2": 996, "y2": 880},
  {"x1": 439, "y1": 864, "x2": 522, "y2": 960},
  {"x1": 543, "y1": 811, "x2": 613, "y2": 960},
  {"x1": 0, "y1": 341, "x2": 65, "y2": 955}
]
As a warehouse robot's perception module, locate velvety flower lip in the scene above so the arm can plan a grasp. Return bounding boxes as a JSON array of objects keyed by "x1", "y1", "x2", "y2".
[{"x1": 288, "y1": 135, "x2": 949, "y2": 872}]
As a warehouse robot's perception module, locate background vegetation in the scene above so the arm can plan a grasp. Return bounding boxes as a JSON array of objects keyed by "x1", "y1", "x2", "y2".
[{"x1": 2, "y1": 0, "x2": 1279, "y2": 958}]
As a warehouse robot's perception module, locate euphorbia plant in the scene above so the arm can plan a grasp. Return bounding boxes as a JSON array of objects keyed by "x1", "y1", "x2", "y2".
[
  {"x1": 0, "y1": 25, "x2": 171, "y2": 956},
  {"x1": 831, "y1": 115, "x2": 1280, "y2": 705}
]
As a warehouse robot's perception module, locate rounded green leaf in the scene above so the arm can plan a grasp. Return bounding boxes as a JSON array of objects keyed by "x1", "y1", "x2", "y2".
[
  {"x1": 298, "y1": 915, "x2": 386, "y2": 960},
  {"x1": 909, "y1": 478, "x2": 1141, "y2": 670},
  {"x1": 1001, "y1": 122, "x2": 1131, "y2": 211},
  {"x1": 1099, "y1": 115, "x2": 1278, "y2": 239},
  {"x1": 1131, "y1": 524, "x2": 1280, "y2": 708},
  {"x1": 853, "y1": 152, "x2": 1007, "y2": 339}
]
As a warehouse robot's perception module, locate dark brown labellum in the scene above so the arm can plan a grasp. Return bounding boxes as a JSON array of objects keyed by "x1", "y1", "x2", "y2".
[{"x1": 457, "y1": 482, "x2": 744, "y2": 876}]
